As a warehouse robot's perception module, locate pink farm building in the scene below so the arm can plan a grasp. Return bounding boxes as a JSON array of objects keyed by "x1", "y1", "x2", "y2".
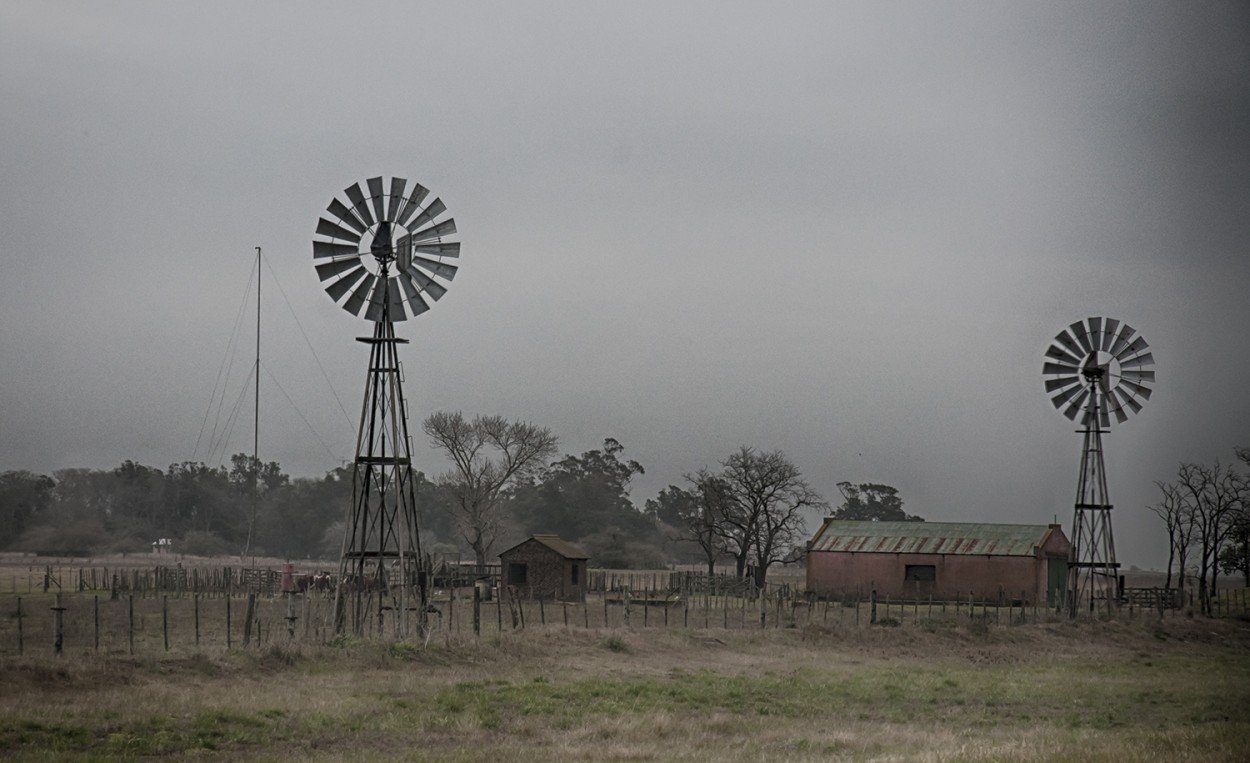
[{"x1": 806, "y1": 520, "x2": 1071, "y2": 605}]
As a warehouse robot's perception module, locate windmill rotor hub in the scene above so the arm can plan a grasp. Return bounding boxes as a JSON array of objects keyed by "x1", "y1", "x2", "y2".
[{"x1": 369, "y1": 221, "x2": 395, "y2": 264}]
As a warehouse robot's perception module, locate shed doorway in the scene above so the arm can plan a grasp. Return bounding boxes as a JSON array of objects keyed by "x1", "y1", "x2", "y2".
[
  {"x1": 1047, "y1": 558, "x2": 1067, "y2": 607},
  {"x1": 905, "y1": 564, "x2": 936, "y2": 596},
  {"x1": 507, "y1": 562, "x2": 528, "y2": 588}
]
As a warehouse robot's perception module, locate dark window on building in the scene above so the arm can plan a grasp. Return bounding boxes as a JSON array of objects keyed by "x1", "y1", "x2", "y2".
[
  {"x1": 904, "y1": 564, "x2": 936, "y2": 582},
  {"x1": 508, "y1": 562, "x2": 528, "y2": 587},
  {"x1": 571, "y1": 563, "x2": 579, "y2": 586}
]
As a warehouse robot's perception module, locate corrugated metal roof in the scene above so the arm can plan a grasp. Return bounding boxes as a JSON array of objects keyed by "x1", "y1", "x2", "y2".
[
  {"x1": 527, "y1": 534, "x2": 590, "y2": 559},
  {"x1": 808, "y1": 520, "x2": 1058, "y2": 557}
]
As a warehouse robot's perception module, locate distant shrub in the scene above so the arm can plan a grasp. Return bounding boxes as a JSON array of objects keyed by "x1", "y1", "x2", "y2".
[
  {"x1": 18, "y1": 520, "x2": 108, "y2": 556},
  {"x1": 604, "y1": 635, "x2": 629, "y2": 653},
  {"x1": 179, "y1": 531, "x2": 232, "y2": 557},
  {"x1": 875, "y1": 616, "x2": 901, "y2": 627}
]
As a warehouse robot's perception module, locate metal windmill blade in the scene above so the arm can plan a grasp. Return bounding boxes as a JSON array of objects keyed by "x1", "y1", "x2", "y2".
[
  {"x1": 367, "y1": 177, "x2": 387, "y2": 224},
  {"x1": 1042, "y1": 317, "x2": 1155, "y2": 428},
  {"x1": 312, "y1": 175, "x2": 461, "y2": 321},
  {"x1": 386, "y1": 177, "x2": 407, "y2": 222}
]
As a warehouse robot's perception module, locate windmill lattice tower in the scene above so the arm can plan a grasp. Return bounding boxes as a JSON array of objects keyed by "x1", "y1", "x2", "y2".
[
  {"x1": 312, "y1": 175, "x2": 459, "y2": 636},
  {"x1": 1043, "y1": 317, "x2": 1154, "y2": 615}
]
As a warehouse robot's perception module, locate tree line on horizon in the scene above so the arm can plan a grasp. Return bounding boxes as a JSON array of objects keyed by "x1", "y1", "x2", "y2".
[{"x1": 0, "y1": 412, "x2": 918, "y2": 586}]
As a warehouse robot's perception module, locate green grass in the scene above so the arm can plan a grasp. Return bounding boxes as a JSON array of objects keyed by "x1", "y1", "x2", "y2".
[{"x1": 0, "y1": 619, "x2": 1247, "y2": 761}]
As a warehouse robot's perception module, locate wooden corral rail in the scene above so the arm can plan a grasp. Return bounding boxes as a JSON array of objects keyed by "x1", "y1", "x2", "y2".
[
  {"x1": 19, "y1": 565, "x2": 287, "y2": 598},
  {"x1": 430, "y1": 561, "x2": 499, "y2": 589},
  {"x1": 1121, "y1": 586, "x2": 1183, "y2": 610},
  {"x1": 586, "y1": 570, "x2": 796, "y2": 600}
]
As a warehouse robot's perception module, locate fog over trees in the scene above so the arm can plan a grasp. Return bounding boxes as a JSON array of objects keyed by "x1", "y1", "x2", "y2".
[
  {"x1": 7, "y1": 425, "x2": 1245, "y2": 604},
  {"x1": 0, "y1": 421, "x2": 839, "y2": 580}
]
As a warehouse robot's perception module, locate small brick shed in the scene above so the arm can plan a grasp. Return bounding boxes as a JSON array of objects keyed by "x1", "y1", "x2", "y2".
[
  {"x1": 806, "y1": 520, "x2": 1071, "y2": 605},
  {"x1": 498, "y1": 534, "x2": 589, "y2": 602}
]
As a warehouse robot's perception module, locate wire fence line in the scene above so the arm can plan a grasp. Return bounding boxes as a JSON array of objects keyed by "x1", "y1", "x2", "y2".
[
  {"x1": 3, "y1": 583, "x2": 1246, "y2": 658},
  {"x1": 2, "y1": 564, "x2": 295, "y2": 598}
]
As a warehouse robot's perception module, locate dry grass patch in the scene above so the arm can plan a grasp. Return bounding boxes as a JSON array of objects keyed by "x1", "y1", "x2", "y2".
[{"x1": 0, "y1": 618, "x2": 1246, "y2": 761}]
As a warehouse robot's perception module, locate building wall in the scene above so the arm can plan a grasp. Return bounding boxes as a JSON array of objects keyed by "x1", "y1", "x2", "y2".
[
  {"x1": 499, "y1": 539, "x2": 586, "y2": 602},
  {"x1": 806, "y1": 551, "x2": 1053, "y2": 602}
]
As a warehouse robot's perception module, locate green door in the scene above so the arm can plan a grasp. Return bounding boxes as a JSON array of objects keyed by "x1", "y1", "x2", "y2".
[{"x1": 1047, "y1": 558, "x2": 1068, "y2": 607}]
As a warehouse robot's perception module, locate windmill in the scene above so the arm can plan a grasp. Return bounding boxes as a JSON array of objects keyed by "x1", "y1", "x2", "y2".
[
  {"x1": 1043, "y1": 317, "x2": 1154, "y2": 614},
  {"x1": 312, "y1": 175, "x2": 459, "y2": 636}
]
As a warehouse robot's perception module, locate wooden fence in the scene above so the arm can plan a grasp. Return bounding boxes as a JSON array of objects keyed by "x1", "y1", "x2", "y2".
[
  {"x1": 587, "y1": 570, "x2": 795, "y2": 600},
  {"x1": 6, "y1": 564, "x2": 287, "y2": 598},
  {"x1": 1121, "y1": 586, "x2": 1184, "y2": 610},
  {"x1": 4, "y1": 584, "x2": 1246, "y2": 658}
]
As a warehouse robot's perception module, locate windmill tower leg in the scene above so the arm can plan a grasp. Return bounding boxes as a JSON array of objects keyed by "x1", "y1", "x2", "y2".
[
  {"x1": 333, "y1": 306, "x2": 428, "y2": 638},
  {"x1": 1068, "y1": 372, "x2": 1118, "y2": 616}
]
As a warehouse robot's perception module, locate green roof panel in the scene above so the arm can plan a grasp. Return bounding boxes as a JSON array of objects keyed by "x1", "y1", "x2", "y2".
[{"x1": 809, "y1": 520, "x2": 1059, "y2": 557}]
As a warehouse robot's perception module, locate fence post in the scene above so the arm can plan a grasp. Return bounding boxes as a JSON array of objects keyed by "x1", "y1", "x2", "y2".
[
  {"x1": 226, "y1": 596, "x2": 232, "y2": 650},
  {"x1": 94, "y1": 595, "x2": 100, "y2": 652},
  {"x1": 162, "y1": 596, "x2": 169, "y2": 651},
  {"x1": 473, "y1": 585, "x2": 481, "y2": 638},
  {"x1": 128, "y1": 595, "x2": 135, "y2": 655},
  {"x1": 52, "y1": 593, "x2": 65, "y2": 657},
  {"x1": 243, "y1": 593, "x2": 257, "y2": 647},
  {"x1": 870, "y1": 589, "x2": 878, "y2": 625},
  {"x1": 285, "y1": 593, "x2": 296, "y2": 641}
]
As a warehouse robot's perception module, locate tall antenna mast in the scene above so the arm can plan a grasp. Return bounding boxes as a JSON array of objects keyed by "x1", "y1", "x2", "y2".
[{"x1": 244, "y1": 246, "x2": 262, "y2": 564}]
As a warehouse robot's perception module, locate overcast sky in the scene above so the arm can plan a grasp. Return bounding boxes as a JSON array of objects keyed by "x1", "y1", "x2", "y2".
[{"x1": 2, "y1": 2, "x2": 1247, "y2": 568}]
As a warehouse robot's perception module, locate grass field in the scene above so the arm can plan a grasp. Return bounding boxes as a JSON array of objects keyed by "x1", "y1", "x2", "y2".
[{"x1": 1, "y1": 613, "x2": 1247, "y2": 761}]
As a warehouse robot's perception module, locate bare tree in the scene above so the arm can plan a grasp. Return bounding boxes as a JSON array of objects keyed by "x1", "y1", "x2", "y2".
[
  {"x1": 1148, "y1": 480, "x2": 1194, "y2": 592},
  {"x1": 1174, "y1": 459, "x2": 1248, "y2": 615},
  {"x1": 1225, "y1": 448, "x2": 1250, "y2": 585},
  {"x1": 680, "y1": 470, "x2": 730, "y2": 576},
  {"x1": 422, "y1": 412, "x2": 557, "y2": 566},
  {"x1": 711, "y1": 447, "x2": 827, "y2": 587}
]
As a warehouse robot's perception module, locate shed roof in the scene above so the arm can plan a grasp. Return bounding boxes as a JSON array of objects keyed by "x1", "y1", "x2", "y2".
[
  {"x1": 500, "y1": 534, "x2": 589, "y2": 560},
  {"x1": 808, "y1": 520, "x2": 1064, "y2": 557}
]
